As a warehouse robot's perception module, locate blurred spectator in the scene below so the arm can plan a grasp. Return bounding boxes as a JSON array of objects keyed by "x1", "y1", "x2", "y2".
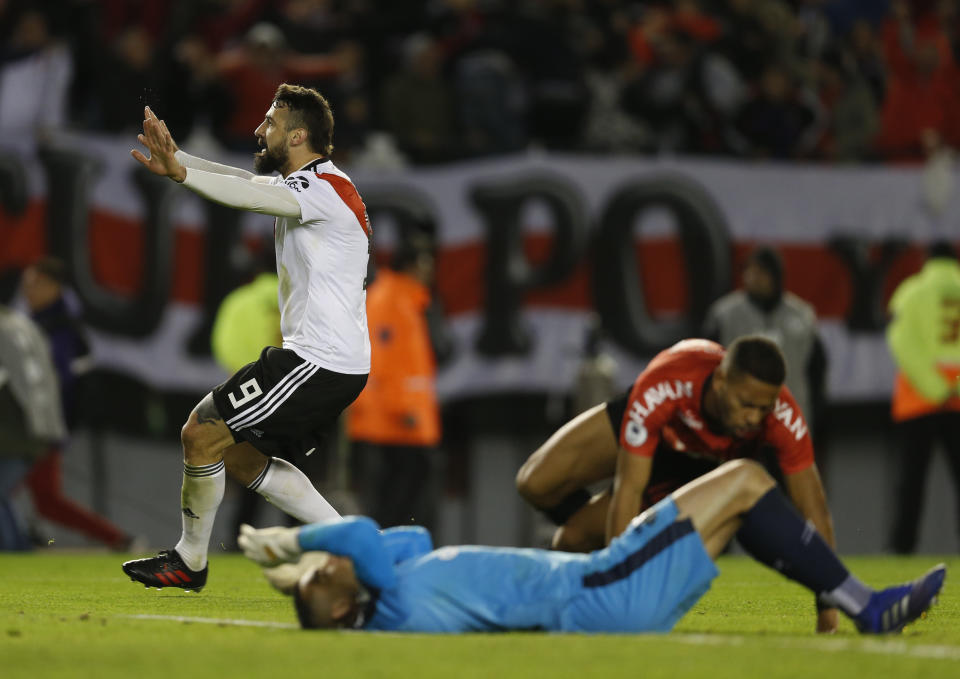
[
  {"x1": 0, "y1": 7, "x2": 72, "y2": 138},
  {"x1": 876, "y1": 35, "x2": 960, "y2": 160},
  {"x1": 622, "y1": 29, "x2": 703, "y2": 153},
  {"x1": 0, "y1": 303, "x2": 66, "y2": 550},
  {"x1": 848, "y1": 19, "x2": 888, "y2": 104},
  {"x1": 813, "y1": 0, "x2": 892, "y2": 37},
  {"x1": 713, "y1": 0, "x2": 796, "y2": 81},
  {"x1": 815, "y1": 47, "x2": 879, "y2": 161},
  {"x1": 874, "y1": 0, "x2": 960, "y2": 160},
  {"x1": 322, "y1": 41, "x2": 372, "y2": 162},
  {"x1": 19, "y1": 258, "x2": 136, "y2": 550},
  {"x1": 455, "y1": 49, "x2": 528, "y2": 157},
  {"x1": 274, "y1": 0, "x2": 346, "y2": 53},
  {"x1": 347, "y1": 233, "x2": 445, "y2": 532},
  {"x1": 729, "y1": 62, "x2": 824, "y2": 158},
  {"x1": 157, "y1": 32, "x2": 231, "y2": 141},
  {"x1": 214, "y1": 22, "x2": 342, "y2": 151},
  {"x1": 97, "y1": 0, "x2": 173, "y2": 44},
  {"x1": 509, "y1": 2, "x2": 590, "y2": 150},
  {"x1": 937, "y1": 0, "x2": 960, "y2": 61},
  {"x1": 4, "y1": 0, "x2": 956, "y2": 163},
  {"x1": 582, "y1": 36, "x2": 651, "y2": 153},
  {"x1": 703, "y1": 246, "x2": 828, "y2": 439},
  {"x1": 886, "y1": 241, "x2": 960, "y2": 553},
  {"x1": 93, "y1": 26, "x2": 162, "y2": 133},
  {"x1": 380, "y1": 33, "x2": 457, "y2": 163}
]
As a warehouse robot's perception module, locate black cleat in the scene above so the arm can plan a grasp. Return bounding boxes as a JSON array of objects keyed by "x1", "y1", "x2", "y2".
[{"x1": 122, "y1": 549, "x2": 208, "y2": 592}]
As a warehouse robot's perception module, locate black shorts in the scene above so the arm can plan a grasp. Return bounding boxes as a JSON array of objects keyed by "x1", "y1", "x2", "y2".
[
  {"x1": 605, "y1": 388, "x2": 630, "y2": 435},
  {"x1": 212, "y1": 347, "x2": 367, "y2": 460}
]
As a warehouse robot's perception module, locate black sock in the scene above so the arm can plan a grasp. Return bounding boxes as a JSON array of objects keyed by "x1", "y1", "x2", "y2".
[
  {"x1": 736, "y1": 488, "x2": 849, "y2": 596},
  {"x1": 543, "y1": 488, "x2": 591, "y2": 526}
]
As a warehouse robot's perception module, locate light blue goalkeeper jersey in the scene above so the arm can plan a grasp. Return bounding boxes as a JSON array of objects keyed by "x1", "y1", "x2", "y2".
[{"x1": 297, "y1": 499, "x2": 717, "y2": 634}]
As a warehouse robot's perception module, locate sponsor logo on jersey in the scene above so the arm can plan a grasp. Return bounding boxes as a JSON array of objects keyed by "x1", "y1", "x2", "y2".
[
  {"x1": 284, "y1": 175, "x2": 309, "y2": 192},
  {"x1": 625, "y1": 380, "x2": 694, "y2": 448},
  {"x1": 678, "y1": 409, "x2": 704, "y2": 430},
  {"x1": 773, "y1": 398, "x2": 807, "y2": 441}
]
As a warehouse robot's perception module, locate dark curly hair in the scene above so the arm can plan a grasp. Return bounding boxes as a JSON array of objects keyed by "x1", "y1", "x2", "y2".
[{"x1": 273, "y1": 83, "x2": 335, "y2": 156}]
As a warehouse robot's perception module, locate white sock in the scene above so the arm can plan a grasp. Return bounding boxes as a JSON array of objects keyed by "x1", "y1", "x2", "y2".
[
  {"x1": 174, "y1": 460, "x2": 225, "y2": 571},
  {"x1": 248, "y1": 457, "x2": 340, "y2": 523},
  {"x1": 820, "y1": 574, "x2": 874, "y2": 615}
]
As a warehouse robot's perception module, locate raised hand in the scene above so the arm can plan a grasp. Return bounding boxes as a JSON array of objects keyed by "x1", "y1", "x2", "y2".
[
  {"x1": 238, "y1": 523, "x2": 303, "y2": 567},
  {"x1": 130, "y1": 106, "x2": 186, "y2": 182}
]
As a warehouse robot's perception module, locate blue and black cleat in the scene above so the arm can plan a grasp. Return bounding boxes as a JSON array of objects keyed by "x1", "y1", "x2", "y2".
[{"x1": 854, "y1": 563, "x2": 946, "y2": 634}]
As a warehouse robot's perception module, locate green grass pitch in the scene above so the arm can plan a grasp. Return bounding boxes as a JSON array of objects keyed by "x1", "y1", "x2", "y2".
[{"x1": 2, "y1": 553, "x2": 958, "y2": 678}]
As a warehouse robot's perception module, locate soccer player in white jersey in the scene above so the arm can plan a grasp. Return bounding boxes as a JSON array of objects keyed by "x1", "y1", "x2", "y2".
[{"x1": 122, "y1": 85, "x2": 371, "y2": 591}]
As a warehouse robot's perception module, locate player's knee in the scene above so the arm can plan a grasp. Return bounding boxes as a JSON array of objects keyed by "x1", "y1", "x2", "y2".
[
  {"x1": 723, "y1": 459, "x2": 775, "y2": 499},
  {"x1": 515, "y1": 459, "x2": 546, "y2": 504},
  {"x1": 551, "y1": 523, "x2": 603, "y2": 553},
  {"x1": 180, "y1": 419, "x2": 214, "y2": 463},
  {"x1": 180, "y1": 418, "x2": 199, "y2": 449}
]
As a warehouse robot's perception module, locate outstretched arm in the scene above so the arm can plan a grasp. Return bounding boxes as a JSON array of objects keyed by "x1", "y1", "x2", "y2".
[
  {"x1": 180, "y1": 169, "x2": 301, "y2": 217},
  {"x1": 131, "y1": 106, "x2": 301, "y2": 218},
  {"x1": 175, "y1": 150, "x2": 255, "y2": 180},
  {"x1": 239, "y1": 517, "x2": 397, "y2": 590},
  {"x1": 785, "y1": 464, "x2": 839, "y2": 633},
  {"x1": 606, "y1": 449, "x2": 653, "y2": 543}
]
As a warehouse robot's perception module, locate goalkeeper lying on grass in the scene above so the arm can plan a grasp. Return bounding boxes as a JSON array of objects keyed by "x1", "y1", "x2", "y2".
[{"x1": 239, "y1": 459, "x2": 944, "y2": 634}]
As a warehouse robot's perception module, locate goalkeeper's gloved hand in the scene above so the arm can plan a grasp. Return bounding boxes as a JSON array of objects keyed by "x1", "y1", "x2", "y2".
[
  {"x1": 262, "y1": 553, "x2": 332, "y2": 595},
  {"x1": 238, "y1": 523, "x2": 302, "y2": 567}
]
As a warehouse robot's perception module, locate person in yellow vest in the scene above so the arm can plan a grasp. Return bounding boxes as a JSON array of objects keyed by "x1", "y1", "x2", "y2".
[
  {"x1": 211, "y1": 271, "x2": 282, "y2": 375},
  {"x1": 887, "y1": 240, "x2": 960, "y2": 553},
  {"x1": 211, "y1": 250, "x2": 284, "y2": 544},
  {"x1": 347, "y1": 233, "x2": 442, "y2": 531}
]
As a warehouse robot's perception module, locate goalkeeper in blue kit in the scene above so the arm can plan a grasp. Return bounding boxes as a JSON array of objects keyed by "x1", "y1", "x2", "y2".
[{"x1": 239, "y1": 460, "x2": 944, "y2": 634}]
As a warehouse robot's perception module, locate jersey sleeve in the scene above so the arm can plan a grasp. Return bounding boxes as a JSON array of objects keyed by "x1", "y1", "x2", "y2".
[
  {"x1": 765, "y1": 387, "x2": 815, "y2": 475},
  {"x1": 619, "y1": 364, "x2": 684, "y2": 457},
  {"x1": 297, "y1": 516, "x2": 398, "y2": 590},
  {"x1": 182, "y1": 169, "x2": 301, "y2": 217}
]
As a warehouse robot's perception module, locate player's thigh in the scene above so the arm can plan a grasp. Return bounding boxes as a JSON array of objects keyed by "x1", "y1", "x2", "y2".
[
  {"x1": 553, "y1": 489, "x2": 611, "y2": 552},
  {"x1": 566, "y1": 501, "x2": 717, "y2": 633},
  {"x1": 517, "y1": 404, "x2": 619, "y2": 501}
]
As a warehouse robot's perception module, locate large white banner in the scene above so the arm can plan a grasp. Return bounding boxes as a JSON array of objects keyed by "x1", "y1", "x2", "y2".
[{"x1": 2, "y1": 131, "x2": 958, "y2": 402}]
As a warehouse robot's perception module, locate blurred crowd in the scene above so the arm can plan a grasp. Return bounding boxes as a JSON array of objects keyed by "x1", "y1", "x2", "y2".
[{"x1": 1, "y1": 0, "x2": 959, "y2": 165}]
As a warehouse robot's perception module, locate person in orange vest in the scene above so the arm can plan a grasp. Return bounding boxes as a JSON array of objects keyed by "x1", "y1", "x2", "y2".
[
  {"x1": 347, "y1": 233, "x2": 444, "y2": 531},
  {"x1": 887, "y1": 240, "x2": 960, "y2": 553}
]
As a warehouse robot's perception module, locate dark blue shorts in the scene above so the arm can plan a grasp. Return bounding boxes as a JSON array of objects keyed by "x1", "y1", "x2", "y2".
[{"x1": 562, "y1": 497, "x2": 718, "y2": 632}]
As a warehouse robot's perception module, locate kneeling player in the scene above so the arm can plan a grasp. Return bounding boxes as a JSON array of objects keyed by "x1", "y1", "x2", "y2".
[{"x1": 516, "y1": 335, "x2": 839, "y2": 631}]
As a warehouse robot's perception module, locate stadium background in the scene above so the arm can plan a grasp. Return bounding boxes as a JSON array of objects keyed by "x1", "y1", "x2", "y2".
[{"x1": 1, "y1": 0, "x2": 958, "y2": 553}]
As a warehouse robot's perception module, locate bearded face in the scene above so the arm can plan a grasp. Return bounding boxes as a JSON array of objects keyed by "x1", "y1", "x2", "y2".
[{"x1": 254, "y1": 135, "x2": 290, "y2": 174}]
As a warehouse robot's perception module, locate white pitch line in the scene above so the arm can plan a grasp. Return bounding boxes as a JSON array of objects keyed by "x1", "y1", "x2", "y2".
[
  {"x1": 116, "y1": 617, "x2": 960, "y2": 659},
  {"x1": 673, "y1": 634, "x2": 960, "y2": 661},
  {"x1": 122, "y1": 614, "x2": 298, "y2": 629}
]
